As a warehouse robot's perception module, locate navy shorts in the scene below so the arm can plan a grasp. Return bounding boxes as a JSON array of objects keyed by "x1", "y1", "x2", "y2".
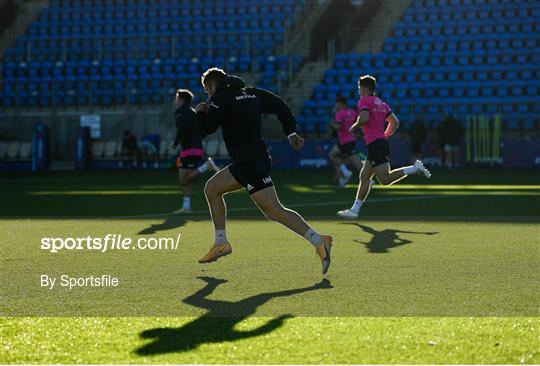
[{"x1": 228, "y1": 156, "x2": 273, "y2": 194}]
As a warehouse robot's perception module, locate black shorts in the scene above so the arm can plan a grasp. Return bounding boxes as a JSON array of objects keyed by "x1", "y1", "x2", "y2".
[
  {"x1": 228, "y1": 156, "x2": 273, "y2": 195},
  {"x1": 177, "y1": 155, "x2": 202, "y2": 169},
  {"x1": 366, "y1": 138, "x2": 390, "y2": 167},
  {"x1": 337, "y1": 141, "x2": 357, "y2": 158}
]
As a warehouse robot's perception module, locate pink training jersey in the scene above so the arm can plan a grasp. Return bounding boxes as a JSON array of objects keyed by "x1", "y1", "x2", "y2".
[
  {"x1": 334, "y1": 107, "x2": 357, "y2": 145},
  {"x1": 357, "y1": 95, "x2": 392, "y2": 145}
]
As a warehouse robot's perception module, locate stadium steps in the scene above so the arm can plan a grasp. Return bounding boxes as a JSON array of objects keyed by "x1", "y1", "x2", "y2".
[
  {"x1": 351, "y1": 0, "x2": 412, "y2": 53},
  {"x1": 262, "y1": 60, "x2": 332, "y2": 138},
  {"x1": 277, "y1": 0, "x2": 332, "y2": 58},
  {"x1": 0, "y1": 0, "x2": 48, "y2": 62}
]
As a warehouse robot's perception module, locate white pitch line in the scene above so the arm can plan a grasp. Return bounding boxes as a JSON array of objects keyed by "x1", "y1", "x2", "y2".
[{"x1": 113, "y1": 194, "x2": 472, "y2": 220}]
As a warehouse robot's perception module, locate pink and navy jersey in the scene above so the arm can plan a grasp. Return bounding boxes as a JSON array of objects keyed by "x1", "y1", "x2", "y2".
[
  {"x1": 334, "y1": 107, "x2": 357, "y2": 145},
  {"x1": 356, "y1": 95, "x2": 393, "y2": 145}
]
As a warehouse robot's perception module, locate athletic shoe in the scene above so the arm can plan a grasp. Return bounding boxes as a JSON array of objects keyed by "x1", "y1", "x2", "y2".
[
  {"x1": 337, "y1": 208, "x2": 359, "y2": 219},
  {"x1": 414, "y1": 160, "x2": 432, "y2": 178},
  {"x1": 338, "y1": 170, "x2": 353, "y2": 188},
  {"x1": 199, "y1": 242, "x2": 232, "y2": 263},
  {"x1": 315, "y1": 235, "x2": 333, "y2": 275},
  {"x1": 172, "y1": 207, "x2": 192, "y2": 214},
  {"x1": 206, "y1": 157, "x2": 220, "y2": 173}
]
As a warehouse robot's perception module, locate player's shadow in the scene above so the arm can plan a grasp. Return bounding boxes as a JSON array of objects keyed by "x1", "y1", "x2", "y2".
[
  {"x1": 138, "y1": 216, "x2": 188, "y2": 235},
  {"x1": 135, "y1": 276, "x2": 332, "y2": 356},
  {"x1": 342, "y1": 223, "x2": 437, "y2": 253}
]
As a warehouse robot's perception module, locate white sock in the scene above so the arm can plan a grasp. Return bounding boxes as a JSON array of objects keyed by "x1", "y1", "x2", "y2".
[
  {"x1": 403, "y1": 166, "x2": 417, "y2": 175},
  {"x1": 182, "y1": 196, "x2": 191, "y2": 210},
  {"x1": 304, "y1": 228, "x2": 323, "y2": 246},
  {"x1": 351, "y1": 199, "x2": 363, "y2": 213},
  {"x1": 197, "y1": 162, "x2": 208, "y2": 174},
  {"x1": 215, "y1": 229, "x2": 227, "y2": 245},
  {"x1": 339, "y1": 164, "x2": 351, "y2": 176}
]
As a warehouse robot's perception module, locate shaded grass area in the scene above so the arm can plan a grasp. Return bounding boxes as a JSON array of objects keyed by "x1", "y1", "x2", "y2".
[
  {"x1": 0, "y1": 168, "x2": 539, "y2": 217},
  {"x1": 1, "y1": 317, "x2": 538, "y2": 364}
]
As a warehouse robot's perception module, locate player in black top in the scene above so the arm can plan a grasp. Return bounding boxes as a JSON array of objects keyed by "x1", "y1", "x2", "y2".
[
  {"x1": 194, "y1": 68, "x2": 333, "y2": 274},
  {"x1": 171, "y1": 89, "x2": 218, "y2": 214}
]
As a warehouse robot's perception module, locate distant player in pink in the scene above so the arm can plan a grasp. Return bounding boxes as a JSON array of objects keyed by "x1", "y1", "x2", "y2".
[
  {"x1": 329, "y1": 96, "x2": 364, "y2": 187},
  {"x1": 338, "y1": 75, "x2": 432, "y2": 219}
]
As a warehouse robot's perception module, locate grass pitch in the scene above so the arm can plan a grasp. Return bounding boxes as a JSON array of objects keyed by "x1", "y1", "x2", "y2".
[{"x1": 1, "y1": 168, "x2": 539, "y2": 364}]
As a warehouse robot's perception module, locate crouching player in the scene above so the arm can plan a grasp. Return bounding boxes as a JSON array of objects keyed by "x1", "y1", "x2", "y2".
[
  {"x1": 337, "y1": 75, "x2": 431, "y2": 219},
  {"x1": 172, "y1": 89, "x2": 219, "y2": 214}
]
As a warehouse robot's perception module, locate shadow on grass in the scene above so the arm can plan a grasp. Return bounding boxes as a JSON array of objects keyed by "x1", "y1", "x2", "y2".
[
  {"x1": 138, "y1": 216, "x2": 188, "y2": 235},
  {"x1": 135, "y1": 276, "x2": 332, "y2": 356},
  {"x1": 342, "y1": 222, "x2": 438, "y2": 253}
]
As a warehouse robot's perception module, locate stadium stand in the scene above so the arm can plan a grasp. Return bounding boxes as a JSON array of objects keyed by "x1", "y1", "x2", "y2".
[
  {"x1": 1, "y1": 0, "x2": 305, "y2": 107},
  {"x1": 298, "y1": 0, "x2": 540, "y2": 134},
  {"x1": 0, "y1": 141, "x2": 32, "y2": 161}
]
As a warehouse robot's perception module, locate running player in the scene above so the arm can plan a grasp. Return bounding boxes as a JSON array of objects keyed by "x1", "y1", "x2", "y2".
[
  {"x1": 337, "y1": 75, "x2": 431, "y2": 219},
  {"x1": 172, "y1": 89, "x2": 219, "y2": 214},
  {"x1": 195, "y1": 68, "x2": 333, "y2": 274},
  {"x1": 328, "y1": 96, "x2": 363, "y2": 188}
]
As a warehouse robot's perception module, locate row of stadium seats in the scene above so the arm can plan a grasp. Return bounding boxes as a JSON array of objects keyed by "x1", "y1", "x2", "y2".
[
  {"x1": 5, "y1": 34, "x2": 285, "y2": 61},
  {"x1": 333, "y1": 53, "x2": 539, "y2": 70},
  {"x1": 91, "y1": 139, "x2": 229, "y2": 160},
  {"x1": 315, "y1": 84, "x2": 539, "y2": 100},
  {"x1": 2, "y1": 55, "x2": 298, "y2": 80},
  {"x1": 1, "y1": 0, "x2": 304, "y2": 64},
  {"x1": 1, "y1": 55, "x2": 302, "y2": 107},
  {"x1": 298, "y1": 0, "x2": 539, "y2": 131},
  {"x1": 393, "y1": 22, "x2": 538, "y2": 37},
  {"x1": 27, "y1": 18, "x2": 292, "y2": 36},
  {"x1": 414, "y1": 0, "x2": 533, "y2": 6},
  {"x1": 48, "y1": 0, "x2": 298, "y2": 11},
  {"x1": 0, "y1": 142, "x2": 32, "y2": 160},
  {"x1": 382, "y1": 36, "x2": 538, "y2": 54}
]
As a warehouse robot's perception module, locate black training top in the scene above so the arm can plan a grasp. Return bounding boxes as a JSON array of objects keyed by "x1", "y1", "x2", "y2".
[
  {"x1": 196, "y1": 75, "x2": 297, "y2": 163},
  {"x1": 174, "y1": 104, "x2": 203, "y2": 150}
]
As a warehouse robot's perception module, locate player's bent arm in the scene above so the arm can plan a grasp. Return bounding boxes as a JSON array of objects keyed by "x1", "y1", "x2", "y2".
[
  {"x1": 196, "y1": 98, "x2": 225, "y2": 135},
  {"x1": 384, "y1": 112, "x2": 400, "y2": 138},
  {"x1": 255, "y1": 88, "x2": 297, "y2": 136},
  {"x1": 350, "y1": 110, "x2": 369, "y2": 132}
]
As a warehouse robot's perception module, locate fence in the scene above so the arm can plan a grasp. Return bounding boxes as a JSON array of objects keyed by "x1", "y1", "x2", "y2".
[{"x1": 466, "y1": 114, "x2": 503, "y2": 165}]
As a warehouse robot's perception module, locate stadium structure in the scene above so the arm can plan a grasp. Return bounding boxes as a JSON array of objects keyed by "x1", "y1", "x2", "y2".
[{"x1": 0, "y1": 0, "x2": 538, "y2": 170}]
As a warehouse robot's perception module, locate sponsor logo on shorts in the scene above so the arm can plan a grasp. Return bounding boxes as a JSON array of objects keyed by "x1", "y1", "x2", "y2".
[
  {"x1": 262, "y1": 177, "x2": 272, "y2": 184},
  {"x1": 246, "y1": 184, "x2": 254, "y2": 191}
]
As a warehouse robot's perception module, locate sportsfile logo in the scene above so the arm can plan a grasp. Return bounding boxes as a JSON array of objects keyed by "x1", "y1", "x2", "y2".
[{"x1": 40, "y1": 233, "x2": 181, "y2": 253}]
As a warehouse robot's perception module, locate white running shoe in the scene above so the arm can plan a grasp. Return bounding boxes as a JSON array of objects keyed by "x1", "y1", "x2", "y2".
[
  {"x1": 173, "y1": 207, "x2": 192, "y2": 214},
  {"x1": 414, "y1": 160, "x2": 432, "y2": 178},
  {"x1": 337, "y1": 208, "x2": 359, "y2": 219},
  {"x1": 206, "y1": 157, "x2": 220, "y2": 173},
  {"x1": 338, "y1": 170, "x2": 353, "y2": 188}
]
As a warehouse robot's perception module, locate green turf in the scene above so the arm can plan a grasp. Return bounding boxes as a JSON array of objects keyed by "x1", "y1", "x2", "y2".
[{"x1": 1, "y1": 168, "x2": 539, "y2": 363}]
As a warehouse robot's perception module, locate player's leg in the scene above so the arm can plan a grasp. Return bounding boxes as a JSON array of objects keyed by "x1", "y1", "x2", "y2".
[
  {"x1": 329, "y1": 145, "x2": 344, "y2": 172},
  {"x1": 173, "y1": 169, "x2": 194, "y2": 213},
  {"x1": 251, "y1": 185, "x2": 333, "y2": 274},
  {"x1": 329, "y1": 145, "x2": 342, "y2": 181},
  {"x1": 373, "y1": 160, "x2": 431, "y2": 186},
  {"x1": 337, "y1": 160, "x2": 374, "y2": 218},
  {"x1": 336, "y1": 143, "x2": 354, "y2": 187},
  {"x1": 345, "y1": 154, "x2": 363, "y2": 171},
  {"x1": 199, "y1": 166, "x2": 243, "y2": 263}
]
